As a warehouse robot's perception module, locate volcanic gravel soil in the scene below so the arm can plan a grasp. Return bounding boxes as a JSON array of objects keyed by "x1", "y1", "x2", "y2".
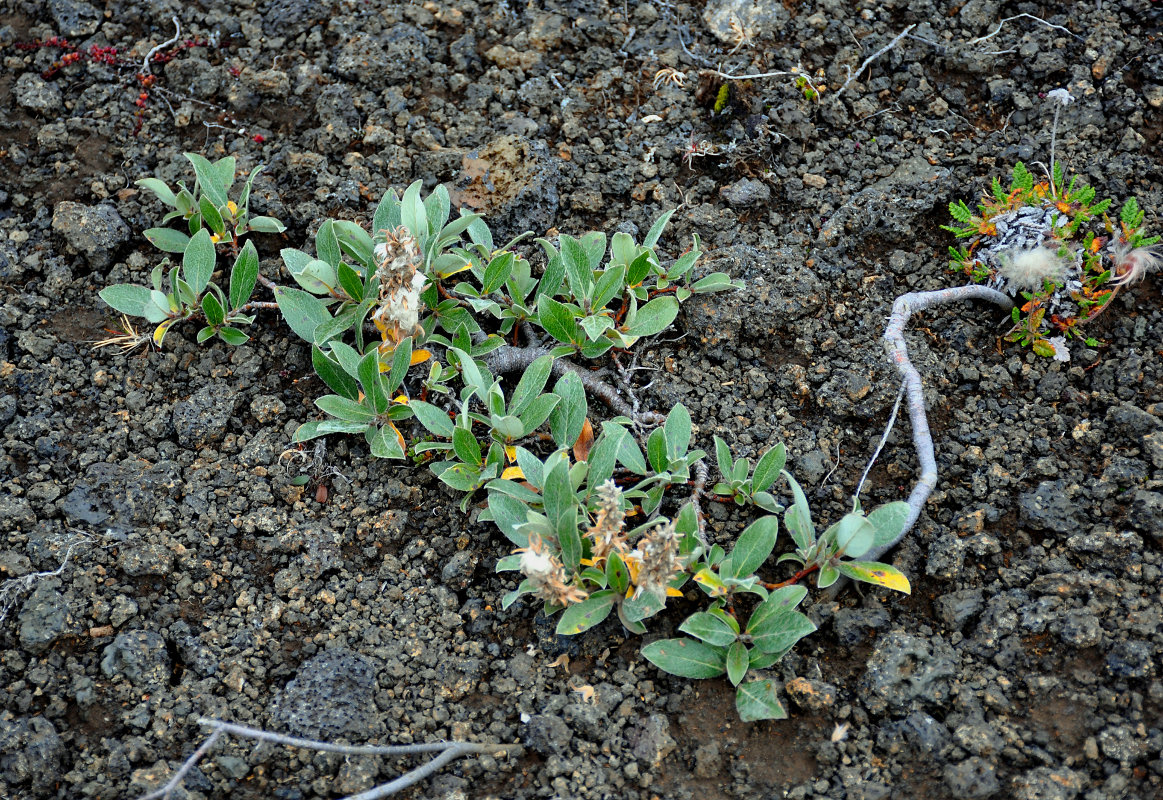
[{"x1": 2, "y1": 0, "x2": 1163, "y2": 798}]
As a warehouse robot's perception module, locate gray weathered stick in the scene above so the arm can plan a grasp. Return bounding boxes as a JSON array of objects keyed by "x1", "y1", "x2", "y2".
[
  {"x1": 826, "y1": 285, "x2": 1012, "y2": 598},
  {"x1": 136, "y1": 718, "x2": 517, "y2": 800}
]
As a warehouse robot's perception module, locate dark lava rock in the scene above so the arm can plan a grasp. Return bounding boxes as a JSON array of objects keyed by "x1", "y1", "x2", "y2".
[
  {"x1": 61, "y1": 460, "x2": 182, "y2": 533},
  {"x1": 51, "y1": 201, "x2": 130, "y2": 268},
  {"x1": 0, "y1": 715, "x2": 64, "y2": 791},
  {"x1": 720, "y1": 177, "x2": 772, "y2": 208},
  {"x1": 49, "y1": 0, "x2": 101, "y2": 36},
  {"x1": 861, "y1": 632, "x2": 958, "y2": 714},
  {"x1": 101, "y1": 630, "x2": 171, "y2": 689},
  {"x1": 1105, "y1": 403, "x2": 1159, "y2": 438},
  {"x1": 334, "y1": 33, "x2": 393, "y2": 84},
  {"x1": 936, "y1": 588, "x2": 984, "y2": 630},
  {"x1": 1018, "y1": 480, "x2": 1080, "y2": 534},
  {"x1": 448, "y1": 135, "x2": 560, "y2": 244},
  {"x1": 944, "y1": 757, "x2": 1000, "y2": 799},
  {"x1": 523, "y1": 715, "x2": 572, "y2": 756},
  {"x1": 1011, "y1": 766, "x2": 1084, "y2": 800},
  {"x1": 833, "y1": 606, "x2": 891, "y2": 647},
  {"x1": 172, "y1": 382, "x2": 239, "y2": 448},
  {"x1": 627, "y1": 713, "x2": 676, "y2": 766},
  {"x1": 259, "y1": 0, "x2": 334, "y2": 36},
  {"x1": 1127, "y1": 491, "x2": 1163, "y2": 543},
  {"x1": 269, "y1": 649, "x2": 383, "y2": 740},
  {"x1": 440, "y1": 550, "x2": 477, "y2": 589},
  {"x1": 17, "y1": 579, "x2": 78, "y2": 654},
  {"x1": 14, "y1": 73, "x2": 63, "y2": 113},
  {"x1": 877, "y1": 711, "x2": 951, "y2": 755},
  {"x1": 1105, "y1": 639, "x2": 1155, "y2": 678}
]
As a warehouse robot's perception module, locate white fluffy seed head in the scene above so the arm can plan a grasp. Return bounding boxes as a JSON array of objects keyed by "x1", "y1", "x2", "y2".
[{"x1": 998, "y1": 246, "x2": 1070, "y2": 292}]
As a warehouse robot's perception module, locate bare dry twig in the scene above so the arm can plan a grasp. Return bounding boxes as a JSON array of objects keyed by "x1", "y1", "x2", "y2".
[{"x1": 137, "y1": 718, "x2": 519, "y2": 800}]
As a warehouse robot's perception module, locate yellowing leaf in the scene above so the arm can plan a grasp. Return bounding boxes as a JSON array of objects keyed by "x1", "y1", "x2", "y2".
[
  {"x1": 504, "y1": 445, "x2": 518, "y2": 463},
  {"x1": 410, "y1": 349, "x2": 431, "y2": 365},
  {"x1": 501, "y1": 465, "x2": 525, "y2": 480},
  {"x1": 393, "y1": 394, "x2": 408, "y2": 405},
  {"x1": 388, "y1": 422, "x2": 406, "y2": 454},
  {"x1": 666, "y1": 586, "x2": 684, "y2": 597},
  {"x1": 152, "y1": 319, "x2": 178, "y2": 347},
  {"x1": 435, "y1": 260, "x2": 473, "y2": 278},
  {"x1": 839, "y1": 561, "x2": 911, "y2": 594}
]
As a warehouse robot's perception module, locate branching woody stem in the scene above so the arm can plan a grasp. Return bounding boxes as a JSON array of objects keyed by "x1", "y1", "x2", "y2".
[
  {"x1": 485, "y1": 344, "x2": 666, "y2": 425},
  {"x1": 137, "y1": 718, "x2": 518, "y2": 800}
]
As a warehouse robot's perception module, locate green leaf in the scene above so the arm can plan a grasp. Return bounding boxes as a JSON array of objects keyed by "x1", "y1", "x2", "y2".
[
  {"x1": 452, "y1": 425, "x2": 482, "y2": 466},
  {"x1": 726, "y1": 641, "x2": 749, "y2": 686},
  {"x1": 317, "y1": 395, "x2": 376, "y2": 423},
  {"x1": 606, "y1": 552, "x2": 630, "y2": 595},
  {"x1": 621, "y1": 589, "x2": 666, "y2": 624},
  {"x1": 714, "y1": 436, "x2": 733, "y2": 481},
  {"x1": 199, "y1": 195, "x2": 225, "y2": 237},
  {"x1": 627, "y1": 250, "x2": 653, "y2": 287},
  {"x1": 782, "y1": 470, "x2": 815, "y2": 550},
  {"x1": 275, "y1": 286, "x2": 331, "y2": 342},
  {"x1": 560, "y1": 234, "x2": 593, "y2": 302},
  {"x1": 592, "y1": 264, "x2": 627, "y2": 310},
  {"x1": 482, "y1": 251, "x2": 514, "y2": 295},
  {"x1": 247, "y1": 215, "x2": 286, "y2": 234},
  {"x1": 625, "y1": 296, "x2": 679, "y2": 338},
  {"x1": 825, "y1": 512, "x2": 876, "y2": 559},
  {"x1": 579, "y1": 314, "x2": 614, "y2": 342},
  {"x1": 866, "y1": 501, "x2": 910, "y2": 550},
  {"x1": 642, "y1": 209, "x2": 675, "y2": 249},
  {"x1": 548, "y1": 372, "x2": 587, "y2": 450},
  {"x1": 312, "y1": 345, "x2": 360, "y2": 401},
  {"x1": 400, "y1": 181, "x2": 427, "y2": 240},
  {"x1": 229, "y1": 240, "x2": 259, "y2": 310},
  {"x1": 678, "y1": 611, "x2": 739, "y2": 647},
  {"x1": 747, "y1": 585, "x2": 814, "y2": 654},
  {"x1": 537, "y1": 296, "x2": 579, "y2": 345},
  {"x1": 410, "y1": 400, "x2": 456, "y2": 438},
  {"x1": 751, "y1": 443, "x2": 786, "y2": 493},
  {"x1": 723, "y1": 516, "x2": 778, "y2": 579},
  {"x1": 336, "y1": 262, "x2": 364, "y2": 302},
  {"x1": 144, "y1": 227, "x2": 191, "y2": 253},
  {"x1": 182, "y1": 228, "x2": 216, "y2": 296},
  {"x1": 555, "y1": 591, "x2": 616, "y2": 635},
  {"x1": 315, "y1": 219, "x2": 342, "y2": 268},
  {"x1": 196, "y1": 326, "x2": 215, "y2": 344},
  {"x1": 387, "y1": 336, "x2": 413, "y2": 394},
  {"x1": 435, "y1": 461, "x2": 481, "y2": 491},
  {"x1": 663, "y1": 403, "x2": 692, "y2": 462},
  {"x1": 217, "y1": 325, "x2": 249, "y2": 346},
  {"x1": 691, "y1": 273, "x2": 741, "y2": 293},
  {"x1": 368, "y1": 424, "x2": 407, "y2": 459},
  {"x1": 736, "y1": 680, "x2": 787, "y2": 721},
  {"x1": 136, "y1": 177, "x2": 178, "y2": 207},
  {"x1": 201, "y1": 292, "x2": 225, "y2": 327},
  {"x1": 646, "y1": 427, "x2": 668, "y2": 473},
  {"x1": 835, "y1": 561, "x2": 911, "y2": 594},
  {"x1": 185, "y1": 153, "x2": 231, "y2": 208},
  {"x1": 509, "y1": 355, "x2": 555, "y2": 416},
  {"x1": 641, "y1": 638, "x2": 726, "y2": 679},
  {"x1": 518, "y1": 393, "x2": 560, "y2": 436},
  {"x1": 99, "y1": 284, "x2": 153, "y2": 317},
  {"x1": 487, "y1": 492, "x2": 529, "y2": 546},
  {"x1": 373, "y1": 189, "x2": 402, "y2": 238},
  {"x1": 616, "y1": 428, "x2": 647, "y2": 475},
  {"x1": 817, "y1": 563, "x2": 839, "y2": 589},
  {"x1": 544, "y1": 459, "x2": 580, "y2": 570}
]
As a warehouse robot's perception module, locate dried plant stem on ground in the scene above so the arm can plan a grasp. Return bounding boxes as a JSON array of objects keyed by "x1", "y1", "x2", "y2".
[
  {"x1": 486, "y1": 344, "x2": 666, "y2": 425},
  {"x1": 827, "y1": 285, "x2": 1013, "y2": 599},
  {"x1": 137, "y1": 718, "x2": 518, "y2": 800}
]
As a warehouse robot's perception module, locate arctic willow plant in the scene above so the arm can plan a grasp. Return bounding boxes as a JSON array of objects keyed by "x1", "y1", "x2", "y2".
[
  {"x1": 98, "y1": 153, "x2": 286, "y2": 347},
  {"x1": 99, "y1": 163, "x2": 915, "y2": 722}
]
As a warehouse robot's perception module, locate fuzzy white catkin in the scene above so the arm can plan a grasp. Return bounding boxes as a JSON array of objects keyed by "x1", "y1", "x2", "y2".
[{"x1": 998, "y1": 246, "x2": 1069, "y2": 291}]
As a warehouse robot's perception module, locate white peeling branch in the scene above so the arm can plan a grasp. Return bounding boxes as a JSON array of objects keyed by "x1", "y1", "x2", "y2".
[{"x1": 827, "y1": 285, "x2": 1013, "y2": 599}]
